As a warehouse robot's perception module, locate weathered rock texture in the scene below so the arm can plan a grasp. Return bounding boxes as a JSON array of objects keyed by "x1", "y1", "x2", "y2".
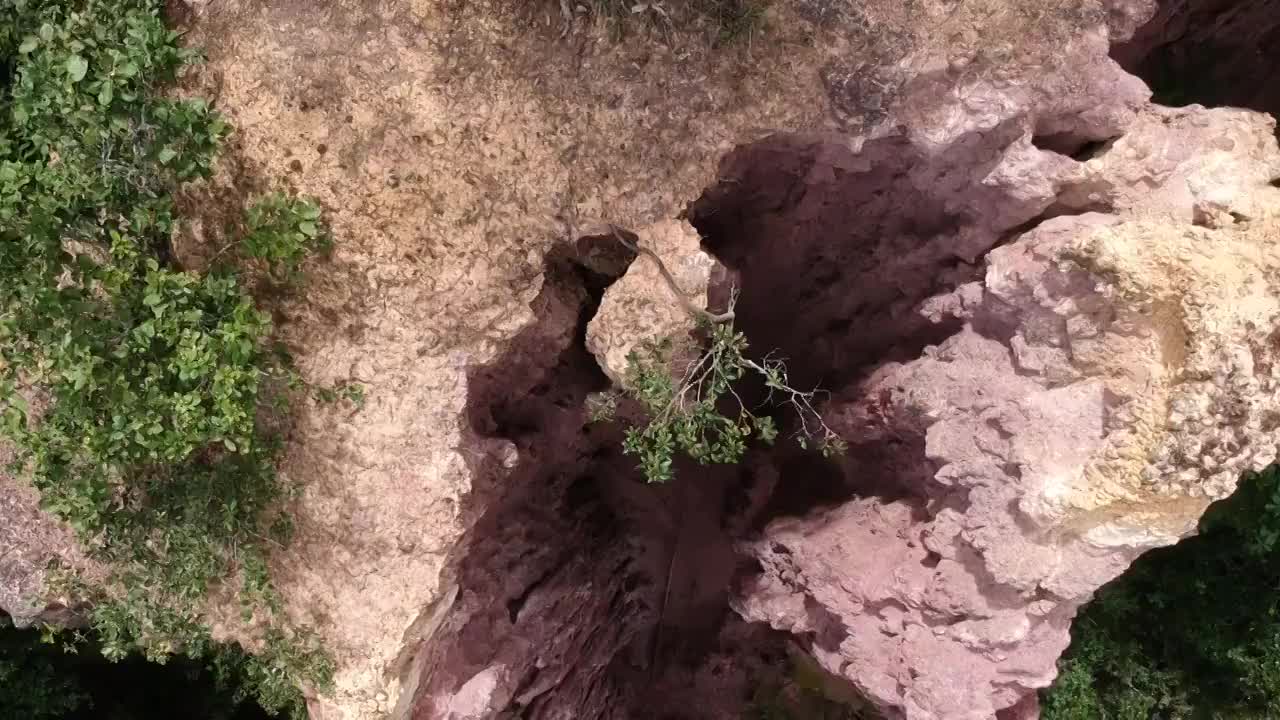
[
  {"x1": 8, "y1": 0, "x2": 1280, "y2": 719},
  {"x1": 0, "y1": 469, "x2": 91, "y2": 629},
  {"x1": 586, "y1": 220, "x2": 717, "y2": 386},
  {"x1": 726, "y1": 76, "x2": 1280, "y2": 720},
  {"x1": 166, "y1": 3, "x2": 837, "y2": 718}
]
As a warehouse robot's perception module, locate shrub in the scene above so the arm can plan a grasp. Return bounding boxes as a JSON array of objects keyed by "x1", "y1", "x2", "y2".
[
  {"x1": 620, "y1": 320, "x2": 844, "y2": 483},
  {"x1": 2, "y1": 615, "x2": 314, "y2": 720},
  {"x1": 1043, "y1": 466, "x2": 1280, "y2": 719},
  {"x1": 0, "y1": 620, "x2": 89, "y2": 720},
  {"x1": 0, "y1": 0, "x2": 330, "y2": 714},
  {"x1": 241, "y1": 192, "x2": 329, "y2": 280},
  {"x1": 606, "y1": 227, "x2": 844, "y2": 484}
]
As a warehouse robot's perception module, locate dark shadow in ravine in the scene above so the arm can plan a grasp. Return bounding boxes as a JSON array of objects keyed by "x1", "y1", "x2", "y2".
[
  {"x1": 0, "y1": 614, "x2": 273, "y2": 720},
  {"x1": 1113, "y1": 0, "x2": 1280, "y2": 133},
  {"x1": 410, "y1": 125, "x2": 1063, "y2": 718}
]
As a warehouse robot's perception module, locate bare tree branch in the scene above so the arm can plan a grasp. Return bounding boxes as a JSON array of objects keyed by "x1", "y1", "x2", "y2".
[{"x1": 609, "y1": 224, "x2": 735, "y2": 324}]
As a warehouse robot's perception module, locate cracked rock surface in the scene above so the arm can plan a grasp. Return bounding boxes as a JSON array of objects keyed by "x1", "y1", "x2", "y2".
[
  {"x1": 732, "y1": 104, "x2": 1280, "y2": 720},
  {"x1": 6, "y1": 1, "x2": 1280, "y2": 719},
  {"x1": 586, "y1": 220, "x2": 718, "y2": 387}
]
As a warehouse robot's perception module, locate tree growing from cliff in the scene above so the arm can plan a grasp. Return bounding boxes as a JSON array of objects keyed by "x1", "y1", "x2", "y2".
[{"x1": 604, "y1": 227, "x2": 845, "y2": 484}]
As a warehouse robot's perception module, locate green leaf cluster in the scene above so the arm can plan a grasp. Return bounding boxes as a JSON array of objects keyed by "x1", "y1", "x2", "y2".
[
  {"x1": 0, "y1": 0, "x2": 329, "y2": 714},
  {"x1": 2, "y1": 616, "x2": 327, "y2": 720},
  {"x1": 620, "y1": 321, "x2": 841, "y2": 484},
  {"x1": 242, "y1": 191, "x2": 329, "y2": 280},
  {"x1": 622, "y1": 324, "x2": 770, "y2": 483},
  {"x1": 1043, "y1": 466, "x2": 1280, "y2": 720},
  {"x1": 0, "y1": 621, "x2": 89, "y2": 720}
]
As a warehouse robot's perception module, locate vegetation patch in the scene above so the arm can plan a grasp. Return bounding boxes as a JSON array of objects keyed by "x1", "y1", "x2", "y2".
[
  {"x1": 0, "y1": 620, "x2": 88, "y2": 720},
  {"x1": 599, "y1": 228, "x2": 843, "y2": 484},
  {"x1": 585, "y1": 0, "x2": 770, "y2": 45},
  {"x1": 0, "y1": 0, "x2": 331, "y2": 716},
  {"x1": 618, "y1": 319, "x2": 845, "y2": 484},
  {"x1": 2, "y1": 613, "x2": 288, "y2": 720},
  {"x1": 1043, "y1": 466, "x2": 1280, "y2": 719}
]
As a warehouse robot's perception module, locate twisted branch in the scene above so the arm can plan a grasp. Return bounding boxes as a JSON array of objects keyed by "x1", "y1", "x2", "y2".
[{"x1": 608, "y1": 224, "x2": 735, "y2": 324}]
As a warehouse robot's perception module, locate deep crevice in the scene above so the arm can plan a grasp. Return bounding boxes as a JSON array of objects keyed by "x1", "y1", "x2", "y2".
[
  {"x1": 686, "y1": 127, "x2": 1047, "y2": 512},
  {"x1": 410, "y1": 232, "x2": 803, "y2": 719},
  {"x1": 0, "y1": 613, "x2": 274, "y2": 720},
  {"x1": 1031, "y1": 132, "x2": 1112, "y2": 161},
  {"x1": 687, "y1": 129, "x2": 1022, "y2": 397},
  {"x1": 413, "y1": 121, "x2": 1080, "y2": 717},
  {"x1": 1114, "y1": 0, "x2": 1280, "y2": 131}
]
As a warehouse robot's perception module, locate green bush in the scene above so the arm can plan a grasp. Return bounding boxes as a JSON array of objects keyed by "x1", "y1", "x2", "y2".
[
  {"x1": 0, "y1": 623, "x2": 89, "y2": 719},
  {"x1": 242, "y1": 192, "x2": 329, "y2": 280},
  {"x1": 0, "y1": 0, "x2": 330, "y2": 715},
  {"x1": 2, "y1": 616, "x2": 313, "y2": 720},
  {"x1": 618, "y1": 318, "x2": 844, "y2": 484},
  {"x1": 1043, "y1": 466, "x2": 1280, "y2": 719}
]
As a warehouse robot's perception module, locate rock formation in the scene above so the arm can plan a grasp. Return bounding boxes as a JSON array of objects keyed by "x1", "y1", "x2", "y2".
[
  {"x1": 0, "y1": 469, "x2": 91, "y2": 629},
  {"x1": 727, "y1": 82, "x2": 1280, "y2": 720},
  {"x1": 737, "y1": 200, "x2": 1280, "y2": 719},
  {"x1": 162, "y1": 4, "x2": 833, "y2": 718},
  {"x1": 586, "y1": 220, "x2": 718, "y2": 387},
  {"x1": 5, "y1": 0, "x2": 1280, "y2": 719}
]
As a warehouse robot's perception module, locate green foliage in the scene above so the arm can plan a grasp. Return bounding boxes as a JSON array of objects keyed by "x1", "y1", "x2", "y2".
[
  {"x1": 0, "y1": 0, "x2": 225, "y2": 227},
  {"x1": 313, "y1": 380, "x2": 365, "y2": 409},
  {"x1": 0, "y1": 621, "x2": 90, "y2": 719},
  {"x1": 619, "y1": 320, "x2": 844, "y2": 484},
  {"x1": 3, "y1": 617, "x2": 322, "y2": 720},
  {"x1": 586, "y1": 0, "x2": 768, "y2": 45},
  {"x1": 0, "y1": 0, "x2": 329, "y2": 712},
  {"x1": 78, "y1": 598, "x2": 331, "y2": 720},
  {"x1": 211, "y1": 626, "x2": 335, "y2": 717},
  {"x1": 241, "y1": 192, "x2": 329, "y2": 280},
  {"x1": 1043, "y1": 466, "x2": 1280, "y2": 719}
]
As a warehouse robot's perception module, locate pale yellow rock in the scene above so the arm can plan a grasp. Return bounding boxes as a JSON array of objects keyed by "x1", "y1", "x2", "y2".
[{"x1": 585, "y1": 220, "x2": 716, "y2": 387}]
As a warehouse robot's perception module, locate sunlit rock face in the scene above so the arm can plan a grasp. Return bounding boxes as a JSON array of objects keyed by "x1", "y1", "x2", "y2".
[{"x1": 733, "y1": 105, "x2": 1280, "y2": 720}]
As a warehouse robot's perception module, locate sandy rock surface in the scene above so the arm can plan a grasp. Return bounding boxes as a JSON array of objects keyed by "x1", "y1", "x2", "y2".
[
  {"x1": 586, "y1": 220, "x2": 717, "y2": 386},
  {"x1": 172, "y1": 2, "x2": 833, "y2": 717}
]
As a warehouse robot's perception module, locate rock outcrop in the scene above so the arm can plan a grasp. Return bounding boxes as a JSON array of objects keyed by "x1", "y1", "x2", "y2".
[
  {"x1": 7, "y1": 1, "x2": 1280, "y2": 719},
  {"x1": 164, "y1": 4, "x2": 836, "y2": 718},
  {"x1": 586, "y1": 220, "x2": 718, "y2": 386},
  {"x1": 0, "y1": 470, "x2": 91, "y2": 629},
  {"x1": 731, "y1": 106, "x2": 1280, "y2": 720}
]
